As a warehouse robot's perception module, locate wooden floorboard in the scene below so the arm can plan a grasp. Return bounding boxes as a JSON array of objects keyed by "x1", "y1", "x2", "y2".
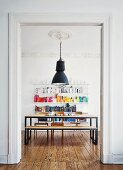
[{"x1": 0, "y1": 131, "x2": 123, "y2": 170}]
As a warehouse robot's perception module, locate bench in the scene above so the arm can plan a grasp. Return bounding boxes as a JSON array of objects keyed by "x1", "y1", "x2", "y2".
[{"x1": 25, "y1": 125, "x2": 98, "y2": 145}]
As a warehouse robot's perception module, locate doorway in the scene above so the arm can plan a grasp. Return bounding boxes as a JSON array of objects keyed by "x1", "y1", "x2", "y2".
[
  {"x1": 21, "y1": 25, "x2": 101, "y2": 132},
  {"x1": 8, "y1": 13, "x2": 110, "y2": 164}
]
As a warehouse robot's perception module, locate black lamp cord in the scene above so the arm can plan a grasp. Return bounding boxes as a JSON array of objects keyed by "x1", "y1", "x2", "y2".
[{"x1": 60, "y1": 41, "x2": 62, "y2": 61}]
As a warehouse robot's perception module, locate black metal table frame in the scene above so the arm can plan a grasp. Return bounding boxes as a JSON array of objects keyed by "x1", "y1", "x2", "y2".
[{"x1": 25, "y1": 115, "x2": 98, "y2": 145}]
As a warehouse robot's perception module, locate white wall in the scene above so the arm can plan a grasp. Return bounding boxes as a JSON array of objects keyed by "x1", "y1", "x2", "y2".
[
  {"x1": 21, "y1": 25, "x2": 101, "y2": 130},
  {"x1": 21, "y1": 56, "x2": 100, "y2": 130},
  {"x1": 0, "y1": 0, "x2": 123, "y2": 163}
]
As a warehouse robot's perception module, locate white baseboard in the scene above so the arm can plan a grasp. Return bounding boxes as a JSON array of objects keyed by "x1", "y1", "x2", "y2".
[
  {"x1": 113, "y1": 154, "x2": 123, "y2": 164},
  {"x1": 7, "y1": 154, "x2": 20, "y2": 164},
  {"x1": 0, "y1": 155, "x2": 8, "y2": 164},
  {"x1": 102, "y1": 154, "x2": 113, "y2": 164},
  {"x1": 102, "y1": 154, "x2": 123, "y2": 164}
]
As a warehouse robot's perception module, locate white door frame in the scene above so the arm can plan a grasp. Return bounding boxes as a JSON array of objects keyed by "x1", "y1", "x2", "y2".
[{"x1": 8, "y1": 13, "x2": 111, "y2": 164}]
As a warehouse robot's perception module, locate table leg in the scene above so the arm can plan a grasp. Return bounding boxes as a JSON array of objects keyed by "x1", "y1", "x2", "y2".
[
  {"x1": 94, "y1": 129, "x2": 98, "y2": 144},
  {"x1": 30, "y1": 118, "x2": 32, "y2": 140},
  {"x1": 27, "y1": 129, "x2": 29, "y2": 144},
  {"x1": 91, "y1": 130, "x2": 94, "y2": 140},
  {"x1": 90, "y1": 118, "x2": 92, "y2": 139},
  {"x1": 92, "y1": 117, "x2": 98, "y2": 145},
  {"x1": 95, "y1": 117, "x2": 98, "y2": 144},
  {"x1": 24, "y1": 117, "x2": 27, "y2": 145},
  {"x1": 24, "y1": 129, "x2": 27, "y2": 145}
]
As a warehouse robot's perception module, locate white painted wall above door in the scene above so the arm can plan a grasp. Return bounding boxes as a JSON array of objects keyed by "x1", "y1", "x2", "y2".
[{"x1": 21, "y1": 25, "x2": 101, "y2": 59}]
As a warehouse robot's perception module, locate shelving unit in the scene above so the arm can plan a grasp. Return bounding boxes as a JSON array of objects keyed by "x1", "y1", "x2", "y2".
[{"x1": 33, "y1": 84, "x2": 89, "y2": 113}]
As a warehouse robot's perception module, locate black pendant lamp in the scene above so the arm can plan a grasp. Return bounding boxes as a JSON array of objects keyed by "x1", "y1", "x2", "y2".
[{"x1": 52, "y1": 41, "x2": 69, "y2": 85}]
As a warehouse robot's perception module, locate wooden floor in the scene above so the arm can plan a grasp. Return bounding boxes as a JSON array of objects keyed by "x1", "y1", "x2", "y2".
[{"x1": 0, "y1": 131, "x2": 123, "y2": 170}]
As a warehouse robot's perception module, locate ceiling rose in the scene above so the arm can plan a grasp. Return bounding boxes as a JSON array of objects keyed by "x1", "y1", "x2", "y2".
[{"x1": 48, "y1": 30, "x2": 71, "y2": 40}]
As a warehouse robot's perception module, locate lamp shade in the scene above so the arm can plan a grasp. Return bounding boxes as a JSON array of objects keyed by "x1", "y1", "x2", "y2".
[
  {"x1": 52, "y1": 71, "x2": 69, "y2": 85},
  {"x1": 52, "y1": 59, "x2": 69, "y2": 85}
]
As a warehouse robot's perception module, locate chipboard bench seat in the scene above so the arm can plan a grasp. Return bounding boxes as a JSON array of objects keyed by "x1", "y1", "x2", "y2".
[
  {"x1": 25, "y1": 125, "x2": 98, "y2": 145},
  {"x1": 25, "y1": 125, "x2": 97, "y2": 130}
]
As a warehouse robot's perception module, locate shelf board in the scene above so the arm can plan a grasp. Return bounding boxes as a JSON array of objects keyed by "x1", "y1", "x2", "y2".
[
  {"x1": 34, "y1": 93, "x2": 88, "y2": 95},
  {"x1": 33, "y1": 84, "x2": 88, "y2": 86},
  {"x1": 34, "y1": 102, "x2": 88, "y2": 104}
]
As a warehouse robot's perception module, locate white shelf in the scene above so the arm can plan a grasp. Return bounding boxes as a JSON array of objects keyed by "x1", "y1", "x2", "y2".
[
  {"x1": 34, "y1": 102, "x2": 88, "y2": 104},
  {"x1": 33, "y1": 84, "x2": 88, "y2": 86},
  {"x1": 34, "y1": 93, "x2": 88, "y2": 98}
]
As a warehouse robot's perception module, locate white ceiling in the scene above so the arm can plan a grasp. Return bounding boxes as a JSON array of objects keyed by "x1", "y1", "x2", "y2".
[{"x1": 21, "y1": 25, "x2": 101, "y2": 58}]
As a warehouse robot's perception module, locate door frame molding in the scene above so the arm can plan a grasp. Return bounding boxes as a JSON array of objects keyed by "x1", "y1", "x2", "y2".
[{"x1": 8, "y1": 13, "x2": 111, "y2": 163}]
